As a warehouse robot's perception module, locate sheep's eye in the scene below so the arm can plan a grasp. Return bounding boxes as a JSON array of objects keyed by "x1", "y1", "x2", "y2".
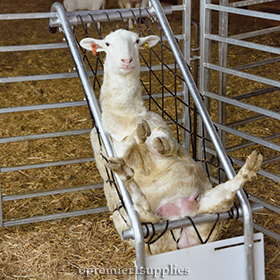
[
  {"x1": 135, "y1": 39, "x2": 140, "y2": 44},
  {"x1": 105, "y1": 42, "x2": 110, "y2": 47}
]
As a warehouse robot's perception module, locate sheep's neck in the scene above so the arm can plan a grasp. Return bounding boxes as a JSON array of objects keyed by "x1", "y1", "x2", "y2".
[
  {"x1": 101, "y1": 67, "x2": 146, "y2": 115},
  {"x1": 100, "y1": 66, "x2": 148, "y2": 142}
]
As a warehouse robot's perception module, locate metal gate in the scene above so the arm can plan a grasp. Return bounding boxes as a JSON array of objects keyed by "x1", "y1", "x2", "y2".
[{"x1": 200, "y1": 0, "x2": 280, "y2": 241}]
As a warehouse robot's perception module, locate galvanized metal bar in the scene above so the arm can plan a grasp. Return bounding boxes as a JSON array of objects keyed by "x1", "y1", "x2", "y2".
[
  {"x1": 0, "y1": 43, "x2": 67, "y2": 52},
  {"x1": 213, "y1": 122, "x2": 280, "y2": 152},
  {"x1": 0, "y1": 72, "x2": 80, "y2": 83},
  {"x1": 50, "y1": 3, "x2": 146, "y2": 277},
  {"x1": 0, "y1": 129, "x2": 92, "y2": 144},
  {"x1": 226, "y1": 133, "x2": 280, "y2": 152},
  {"x1": 2, "y1": 206, "x2": 108, "y2": 228},
  {"x1": 231, "y1": 26, "x2": 280, "y2": 40},
  {"x1": 249, "y1": 195, "x2": 280, "y2": 215},
  {"x1": 49, "y1": 6, "x2": 173, "y2": 28},
  {"x1": 229, "y1": 0, "x2": 276, "y2": 8},
  {"x1": 170, "y1": 4, "x2": 185, "y2": 12},
  {"x1": 228, "y1": 115, "x2": 266, "y2": 128},
  {"x1": 0, "y1": 177, "x2": 3, "y2": 227},
  {"x1": 231, "y1": 87, "x2": 279, "y2": 100},
  {"x1": 205, "y1": 63, "x2": 280, "y2": 88},
  {"x1": 252, "y1": 222, "x2": 280, "y2": 241},
  {"x1": 122, "y1": 203, "x2": 263, "y2": 240},
  {"x1": 205, "y1": 33, "x2": 280, "y2": 55},
  {"x1": 198, "y1": 0, "x2": 212, "y2": 163},
  {"x1": 206, "y1": 3, "x2": 280, "y2": 21},
  {"x1": 3, "y1": 183, "x2": 103, "y2": 201},
  {"x1": 261, "y1": 155, "x2": 280, "y2": 165},
  {"x1": 0, "y1": 100, "x2": 87, "y2": 114},
  {"x1": 204, "y1": 91, "x2": 280, "y2": 121},
  {"x1": 0, "y1": 12, "x2": 57, "y2": 20},
  {"x1": 218, "y1": 0, "x2": 228, "y2": 158},
  {"x1": 0, "y1": 157, "x2": 95, "y2": 173},
  {"x1": 228, "y1": 111, "x2": 280, "y2": 127},
  {"x1": 181, "y1": 0, "x2": 192, "y2": 152},
  {"x1": 204, "y1": 147, "x2": 280, "y2": 183},
  {"x1": 233, "y1": 57, "x2": 280, "y2": 71}
]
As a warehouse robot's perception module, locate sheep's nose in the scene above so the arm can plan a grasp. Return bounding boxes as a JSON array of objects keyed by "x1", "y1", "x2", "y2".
[{"x1": 121, "y1": 58, "x2": 133, "y2": 66}]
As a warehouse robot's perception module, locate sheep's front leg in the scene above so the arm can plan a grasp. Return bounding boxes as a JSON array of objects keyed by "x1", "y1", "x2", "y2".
[
  {"x1": 136, "y1": 120, "x2": 174, "y2": 156},
  {"x1": 136, "y1": 119, "x2": 151, "y2": 143},
  {"x1": 106, "y1": 157, "x2": 160, "y2": 223},
  {"x1": 135, "y1": 119, "x2": 171, "y2": 155},
  {"x1": 197, "y1": 151, "x2": 263, "y2": 214}
]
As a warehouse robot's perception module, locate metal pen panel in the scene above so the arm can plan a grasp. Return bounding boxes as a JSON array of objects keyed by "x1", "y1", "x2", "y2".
[{"x1": 50, "y1": 2, "x2": 146, "y2": 278}]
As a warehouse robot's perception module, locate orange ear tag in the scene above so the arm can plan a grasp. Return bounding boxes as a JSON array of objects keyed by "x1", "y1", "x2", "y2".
[
  {"x1": 91, "y1": 43, "x2": 97, "y2": 56},
  {"x1": 143, "y1": 43, "x2": 150, "y2": 50}
]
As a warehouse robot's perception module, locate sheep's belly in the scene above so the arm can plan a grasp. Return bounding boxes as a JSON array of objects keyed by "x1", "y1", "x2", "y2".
[
  {"x1": 155, "y1": 196, "x2": 201, "y2": 249},
  {"x1": 155, "y1": 196, "x2": 198, "y2": 218}
]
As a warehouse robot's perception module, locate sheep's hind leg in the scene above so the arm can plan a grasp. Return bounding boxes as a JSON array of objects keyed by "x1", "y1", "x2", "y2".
[
  {"x1": 197, "y1": 150, "x2": 263, "y2": 214},
  {"x1": 106, "y1": 157, "x2": 160, "y2": 223}
]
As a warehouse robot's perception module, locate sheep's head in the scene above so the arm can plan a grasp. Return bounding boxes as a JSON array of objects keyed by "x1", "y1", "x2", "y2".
[{"x1": 80, "y1": 29, "x2": 160, "y2": 75}]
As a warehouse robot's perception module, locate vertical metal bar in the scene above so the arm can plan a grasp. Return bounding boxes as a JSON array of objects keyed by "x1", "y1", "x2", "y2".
[
  {"x1": 149, "y1": 1, "x2": 255, "y2": 279},
  {"x1": 198, "y1": 0, "x2": 212, "y2": 163},
  {"x1": 218, "y1": 0, "x2": 228, "y2": 180},
  {"x1": 218, "y1": 0, "x2": 228, "y2": 146},
  {"x1": 0, "y1": 174, "x2": 3, "y2": 227},
  {"x1": 181, "y1": 0, "x2": 192, "y2": 152},
  {"x1": 192, "y1": 21, "x2": 199, "y2": 160},
  {"x1": 50, "y1": 3, "x2": 146, "y2": 279}
]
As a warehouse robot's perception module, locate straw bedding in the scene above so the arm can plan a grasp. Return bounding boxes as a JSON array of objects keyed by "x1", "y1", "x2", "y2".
[{"x1": 0, "y1": 0, "x2": 279, "y2": 279}]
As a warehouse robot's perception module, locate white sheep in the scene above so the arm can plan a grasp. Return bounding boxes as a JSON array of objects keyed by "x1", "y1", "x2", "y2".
[
  {"x1": 80, "y1": 29, "x2": 263, "y2": 255},
  {"x1": 118, "y1": 0, "x2": 149, "y2": 9},
  {"x1": 63, "y1": 0, "x2": 106, "y2": 28},
  {"x1": 63, "y1": 0, "x2": 106, "y2": 11},
  {"x1": 118, "y1": 0, "x2": 149, "y2": 28}
]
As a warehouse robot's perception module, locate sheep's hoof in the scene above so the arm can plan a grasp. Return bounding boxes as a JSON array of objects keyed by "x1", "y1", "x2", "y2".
[
  {"x1": 241, "y1": 151, "x2": 263, "y2": 181},
  {"x1": 137, "y1": 120, "x2": 151, "y2": 143},
  {"x1": 139, "y1": 211, "x2": 160, "y2": 224},
  {"x1": 153, "y1": 137, "x2": 171, "y2": 155},
  {"x1": 106, "y1": 157, "x2": 125, "y2": 173},
  {"x1": 106, "y1": 157, "x2": 134, "y2": 181}
]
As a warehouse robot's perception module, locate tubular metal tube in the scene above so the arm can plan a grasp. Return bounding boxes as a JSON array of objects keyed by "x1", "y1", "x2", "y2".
[
  {"x1": 206, "y1": 33, "x2": 280, "y2": 55},
  {"x1": 49, "y1": 7, "x2": 173, "y2": 28},
  {"x1": 122, "y1": 203, "x2": 263, "y2": 240},
  {"x1": 204, "y1": 91, "x2": 280, "y2": 121},
  {"x1": 207, "y1": 3, "x2": 280, "y2": 21},
  {"x1": 50, "y1": 3, "x2": 146, "y2": 278},
  {"x1": 205, "y1": 63, "x2": 280, "y2": 88},
  {"x1": 149, "y1": 0, "x2": 256, "y2": 279},
  {"x1": 181, "y1": 0, "x2": 192, "y2": 152},
  {"x1": 3, "y1": 206, "x2": 108, "y2": 227}
]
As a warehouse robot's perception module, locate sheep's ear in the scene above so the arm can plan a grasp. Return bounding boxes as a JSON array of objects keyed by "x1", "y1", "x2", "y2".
[
  {"x1": 80, "y1": 38, "x2": 104, "y2": 52},
  {"x1": 139, "y1": 35, "x2": 160, "y2": 49}
]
